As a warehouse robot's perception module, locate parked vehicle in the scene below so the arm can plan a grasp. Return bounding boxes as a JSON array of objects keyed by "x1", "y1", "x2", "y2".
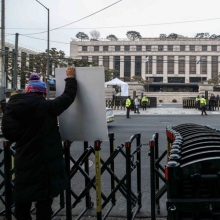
[{"x1": 106, "y1": 107, "x2": 114, "y2": 123}]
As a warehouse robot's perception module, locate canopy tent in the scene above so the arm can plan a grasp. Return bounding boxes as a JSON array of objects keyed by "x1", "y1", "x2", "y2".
[{"x1": 105, "y1": 78, "x2": 129, "y2": 96}]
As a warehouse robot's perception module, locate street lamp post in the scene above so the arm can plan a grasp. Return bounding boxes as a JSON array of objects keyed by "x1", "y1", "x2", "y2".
[{"x1": 36, "y1": 0, "x2": 50, "y2": 100}]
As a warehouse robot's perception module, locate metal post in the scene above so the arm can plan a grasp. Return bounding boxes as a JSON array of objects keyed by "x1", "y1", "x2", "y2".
[
  {"x1": 147, "y1": 60, "x2": 149, "y2": 92},
  {"x1": 13, "y1": 33, "x2": 19, "y2": 91},
  {"x1": 109, "y1": 133, "x2": 116, "y2": 206},
  {"x1": 125, "y1": 141, "x2": 132, "y2": 220},
  {"x1": 84, "y1": 141, "x2": 91, "y2": 208},
  {"x1": 64, "y1": 140, "x2": 72, "y2": 220},
  {"x1": 36, "y1": 0, "x2": 50, "y2": 99},
  {"x1": 1, "y1": 0, "x2": 6, "y2": 99},
  {"x1": 94, "y1": 140, "x2": 102, "y2": 220},
  {"x1": 149, "y1": 139, "x2": 156, "y2": 220}
]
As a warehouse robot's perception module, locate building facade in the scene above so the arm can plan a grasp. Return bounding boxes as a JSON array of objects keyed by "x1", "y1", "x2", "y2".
[{"x1": 70, "y1": 38, "x2": 220, "y2": 92}]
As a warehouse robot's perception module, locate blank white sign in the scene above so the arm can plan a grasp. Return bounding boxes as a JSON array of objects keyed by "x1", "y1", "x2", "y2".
[{"x1": 55, "y1": 67, "x2": 108, "y2": 141}]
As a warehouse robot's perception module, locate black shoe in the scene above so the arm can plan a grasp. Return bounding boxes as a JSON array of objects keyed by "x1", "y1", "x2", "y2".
[
  {"x1": 138, "y1": 112, "x2": 140, "y2": 114},
  {"x1": 205, "y1": 114, "x2": 208, "y2": 115}
]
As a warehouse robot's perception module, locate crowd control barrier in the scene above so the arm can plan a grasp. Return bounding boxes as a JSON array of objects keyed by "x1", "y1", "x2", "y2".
[
  {"x1": 0, "y1": 132, "x2": 143, "y2": 220},
  {"x1": 166, "y1": 123, "x2": 220, "y2": 220}
]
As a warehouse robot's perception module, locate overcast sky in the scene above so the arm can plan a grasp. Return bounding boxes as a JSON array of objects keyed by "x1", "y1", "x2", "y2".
[{"x1": 5, "y1": 0, "x2": 220, "y2": 56}]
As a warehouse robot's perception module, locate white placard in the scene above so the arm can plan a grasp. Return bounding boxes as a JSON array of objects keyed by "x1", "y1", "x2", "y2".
[{"x1": 55, "y1": 67, "x2": 108, "y2": 141}]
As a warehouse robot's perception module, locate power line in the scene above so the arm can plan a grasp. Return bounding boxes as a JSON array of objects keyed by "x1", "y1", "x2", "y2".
[
  {"x1": 22, "y1": 0, "x2": 122, "y2": 36},
  {"x1": 6, "y1": 17, "x2": 220, "y2": 31}
]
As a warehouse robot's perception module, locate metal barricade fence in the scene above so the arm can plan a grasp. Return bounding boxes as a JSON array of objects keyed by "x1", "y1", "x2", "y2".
[
  {"x1": 166, "y1": 123, "x2": 220, "y2": 220},
  {"x1": 0, "y1": 132, "x2": 143, "y2": 220}
]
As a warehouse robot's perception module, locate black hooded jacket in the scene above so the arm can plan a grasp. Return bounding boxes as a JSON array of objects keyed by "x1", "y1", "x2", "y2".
[{"x1": 2, "y1": 78, "x2": 77, "y2": 203}]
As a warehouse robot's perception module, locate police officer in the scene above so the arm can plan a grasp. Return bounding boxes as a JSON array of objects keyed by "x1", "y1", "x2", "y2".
[
  {"x1": 126, "y1": 96, "x2": 131, "y2": 118},
  {"x1": 200, "y1": 95, "x2": 208, "y2": 116},
  {"x1": 195, "y1": 95, "x2": 200, "y2": 109},
  {"x1": 141, "y1": 95, "x2": 148, "y2": 110}
]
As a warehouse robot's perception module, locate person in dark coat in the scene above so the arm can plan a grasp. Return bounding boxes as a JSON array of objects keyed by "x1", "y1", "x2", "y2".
[{"x1": 1, "y1": 67, "x2": 77, "y2": 220}]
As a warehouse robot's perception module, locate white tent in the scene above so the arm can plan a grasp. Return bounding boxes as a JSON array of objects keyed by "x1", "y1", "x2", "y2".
[{"x1": 105, "y1": 78, "x2": 129, "y2": 96}]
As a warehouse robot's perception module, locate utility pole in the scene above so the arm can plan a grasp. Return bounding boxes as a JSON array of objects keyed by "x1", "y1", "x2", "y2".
[
  {"x1": 1, "y1": 0, "x2": 5, "y2": 99},
  {"x1": 36, "y1": 0, "x2": 50, "y2": 100},
  {"x1": 13, "y1": 33, "x2": 19, "y2": 91}
]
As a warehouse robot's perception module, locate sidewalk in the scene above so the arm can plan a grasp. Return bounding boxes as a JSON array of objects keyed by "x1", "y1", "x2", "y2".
[{"x1": 112, "y1": 107, "x2": 220, "y2": 116}]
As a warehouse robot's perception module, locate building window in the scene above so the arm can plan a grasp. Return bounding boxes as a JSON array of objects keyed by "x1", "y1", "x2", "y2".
[
  {"x1": 178, "y1": 56, "x2": 185, "y2": 74},
  {"x1": 202, "y1": 45, "x2": 207, "y2": 51},
  {"x1": 124, "y1": 45, "x2": 130, "y2": 51},
  {"x1": 115, "y1": 46, "x2": 120, "y2": 51},
  {"x1": 212, "y1": 45, "x2": 217, "y2": 51},
  {"x1": 103, "y1": 46, "x2": 108, "y2": 51},
  {"x1": 168, "y1": 77, "x2": 185, "y2": 83},
  {"x1": 124, "y1": 56, "x2": 131, "y2": 77},
  {"x1": 158, "y1": 45, "x2": 163, "y2": 51},
  {"x1": 157, "y1": 56, "x2": 163, "y2": 74},
  {"x1": 82, "y1": 56, "x2": 88, "y2": 62},
  {"x1": 190, "y1": 45, "x2": 195, "y2": 51},
  {"x1": 94, "y1": 46, "x2": 99, "y2": 51},
  {"x1": 82, "y1": 46, "x2": 87, "y2": 51},
  {"x1": 212, "y1": 56, "x2": 218, "y2": 78},
  {"x1": 189, "y1": 56, "x2": 196, "y2": 74},
  {"x1": 200, "y1": 56, "x2": 207, "y2": 74},
  {"x1": 135, "y1": 56, "x2": 141, "y2": 76},
  {"x1": 190, "y1": 77, "x2": 206, "y2": 83},
  {"x1": 168, "y1": 56, "x2": 174, "y2": 74},
  {"x1": 136, "y1": 45, "x2": 142, "y2": 51},
  {"x1": 146, "y1": 56, "x2": 152, "y2": 74},
  {"x1": 146, "y1": 45, "x2": 151, "y2": 51},
  {"x1": 103, "y1": 56, "x2": 109, "y2": 69},
  {"x1": 168, "y1": 45, "x2": 173, "y2": 51},
  {"x1": 92, "y1": 56, "x2": 99, "y2": 64},
  {"x1": 114, "y1": 56, "x2": 120, "y2": 78},
  {"x1": 180, "y1": 45, "x2": 185, "y2": 51},
  {"x1": 149, "y1": 77, "x2": 163, "y2": 82}
]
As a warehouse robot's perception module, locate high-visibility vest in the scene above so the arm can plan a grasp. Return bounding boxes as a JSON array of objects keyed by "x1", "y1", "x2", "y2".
[
  {"x1": 200, "y1": 98, "x2": 206, "y2": 105},
  {"x1": 126, "y1": 98, "x2": 131, "y2": 107},
  {"x1": 142, "y1": 97, "x2": 148, "y2": 102},
  {"x1": 196, "y1": 97, "x2": 200, "y2": 101}
]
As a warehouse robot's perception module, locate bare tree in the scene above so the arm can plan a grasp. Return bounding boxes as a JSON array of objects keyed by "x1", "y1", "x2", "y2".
[{"x1": 90, "y1": 30, "x2": 100, "y2": 40}]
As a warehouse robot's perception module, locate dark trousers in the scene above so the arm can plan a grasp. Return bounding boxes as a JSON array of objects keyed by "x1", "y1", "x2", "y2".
[
  {"x1": 15, "y1": 198, "x2": 53, "y2": 220},
  {"x1": 201, "y1": 105, "x2": 207, "y2": 115},
  {"x1": 126, "y1": 107, "x2": 130, "y2": 118},
  {"x1": 134, "y1": 105, "x2": 140, "y2": 113}
]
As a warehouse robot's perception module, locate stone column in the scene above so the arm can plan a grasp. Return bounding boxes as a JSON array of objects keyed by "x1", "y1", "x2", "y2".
[
  {"x1": 99, "y1": 56, "x2": 103, "y2": 66},
  {"x1": 109, "y1": 56, "x2": 114, "y2": 69},
  {"x1": 196, "y1": 55, "x2": 200, "y2": 75},
  {"x1": 207, "y1": 56, "x2": 212, "y2": 79},
  {"x1": 131, "y1": 56, "x2": 135, "y2": 77},
  {"x1": 88, "y1": 56, "x2": 92, "y2": 62},
  {"x1": 120, "y1": 56, "x2": 124, "y2": 77},
  {"x1": 163, "y1": 56, "x2": 167, "y2": 83},
  {"x1": 185, "y1": 56, "x2": 189, "y2": 83},
  {"x1": 142, "y1": 56, "x2": 146, "y2": 79},
  {"x1": 174, "y1": 55, "x2": 178, "y2": 74},
  {"x1": 152, "y1": 56, "x2": 156, "y2": 75}
]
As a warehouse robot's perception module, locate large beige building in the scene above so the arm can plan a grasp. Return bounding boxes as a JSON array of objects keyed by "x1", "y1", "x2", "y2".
[{"x1": 70, "y1": 37, "x2": 220, "y2": 92}]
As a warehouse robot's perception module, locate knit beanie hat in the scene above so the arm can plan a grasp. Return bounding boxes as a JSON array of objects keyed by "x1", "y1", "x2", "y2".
[{"x1": 26, "y1": 73, "x2": 47, "y2": 94}]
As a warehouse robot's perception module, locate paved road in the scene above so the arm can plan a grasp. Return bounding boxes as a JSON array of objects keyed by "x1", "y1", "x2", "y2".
[
  {"x1": 1, "y1": 108, "x2": 220, "y2": 220},
  {"x1": 65, "y1": 113, "x2": 220, "y2": 219}
]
